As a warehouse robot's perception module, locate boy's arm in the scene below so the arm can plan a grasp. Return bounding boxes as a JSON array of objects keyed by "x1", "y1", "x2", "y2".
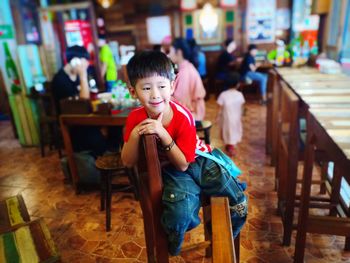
[
  {"x1": 138, "y1": 115, "x2": 189, "y2": 172},
  {"x1": 121, "y1": 126, "x2": 141, "y2": 167},
  {"x1": 160, "y1": 134, "x2": 189, "y2": 172},
  {"x1": 249, "y1": 62, "x2": 257, "y2": 72}
]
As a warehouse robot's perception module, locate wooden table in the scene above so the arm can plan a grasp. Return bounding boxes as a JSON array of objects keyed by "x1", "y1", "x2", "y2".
[
  {"x1": 60, "y1": 108, "x2": 132, "y2": 193},
  {"x1": 294, "y1": 108, "x2": 350, "y2": 262},
  {"x1": 267, "y1": 67, "x2": 350, "y2": 164},
  {"x1": 268, "y1": 67, "x2": 350, "y2": 262}
]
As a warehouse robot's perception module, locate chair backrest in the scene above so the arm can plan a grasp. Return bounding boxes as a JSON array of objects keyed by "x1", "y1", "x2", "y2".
[
  {"x1": 59, "y1": 98, "x2": 92, "y2": 115},
  {"x1": 29, "y1": 82, "x2": 57, "y2": 119},
  {"x1": 269, "y1": 70, "x2": 280, "y2": 165},
  {"x1": 137, "y1": 134, "x2": 169, "y2": 262},
  {"x1": 276, "y1": 80, "x2": 299, "y2": 200}
]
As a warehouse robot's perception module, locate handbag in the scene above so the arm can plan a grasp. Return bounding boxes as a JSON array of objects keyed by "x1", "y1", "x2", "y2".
[{"x1": 195, "y1": 148, "x2": 241, "y2": 178}]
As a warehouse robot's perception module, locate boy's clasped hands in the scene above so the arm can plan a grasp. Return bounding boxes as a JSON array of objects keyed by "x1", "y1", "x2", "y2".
[{"x1": 135, "y1": 112, "x2": 165, "y2": 137}]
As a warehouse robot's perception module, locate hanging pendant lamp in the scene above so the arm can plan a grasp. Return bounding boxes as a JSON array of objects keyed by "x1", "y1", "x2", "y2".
[{"x1": 96, "y1": 0, "x2": 116, "y2": 9}]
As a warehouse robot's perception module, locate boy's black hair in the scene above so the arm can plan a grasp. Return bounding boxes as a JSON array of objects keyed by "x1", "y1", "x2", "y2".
[
  {"x1": 127, "y1": 51, "x2": 175, "y2": 87},
  {"x1": 248, "y1": 44, "x2": 257, "y2": 51},
  {"x1": 172, "y1": 37, "x2": 192, "y2": 62},
  {"x1": 65, "y1": 45, "x2": 90, "y2": 63},
  {"x1": 224, "y1": 38, "x2": 234, "y2": 47}
]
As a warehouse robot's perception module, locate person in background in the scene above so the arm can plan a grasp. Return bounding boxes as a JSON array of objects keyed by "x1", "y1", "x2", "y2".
[
  {"x1": 153, "y1": 44, "x2": 162, "y2": 52},
  {"x1": 51, "y1": 45, "x2": 107, "y2": 157},
  {"x1": 121, "y1": 50, "x2": 247, "y2": 256},
  {"x1": 161, "y1": 35, "x2": 172, "y2": 55},
  {"x1": 216, "y1": 73, "x2": 245, "y2": 157},
  {"x1": 216, "y1": 38, "x2": 240, "y2": 91},
  {"x1": 168, "y1": 37, "x2": 206, "y2": 121},
  {"x1": 240, "y1": 44, "x2": 268, "y2": 103},
  {"x1": 188, "y1": 38, "x2": 207, "y2": 79},
  {"x1": 99, "y1": 39, "x2": 117, "y2": 92}
]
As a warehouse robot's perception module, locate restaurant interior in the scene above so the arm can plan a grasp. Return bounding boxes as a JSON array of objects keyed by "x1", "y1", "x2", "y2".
[{"x1": 1, "y1": 0, "x2": 350, "y2": 262}]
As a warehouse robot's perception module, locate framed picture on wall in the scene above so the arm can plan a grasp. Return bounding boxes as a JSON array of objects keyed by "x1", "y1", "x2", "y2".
[
  {"x1": 19, "y1": 0, "x2": 41, "y2": 44},
  {"x1": 247, "y1": 0, "x2": 276, "y2": 44},
  {"x1": 193, "y1": 6, "x2": 224, "y2": 44}
]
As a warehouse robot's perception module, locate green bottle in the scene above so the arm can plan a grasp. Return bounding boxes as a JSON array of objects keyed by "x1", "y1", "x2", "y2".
[{"x1": 3, "y1": 42, "x2": 22, "y2": 94}]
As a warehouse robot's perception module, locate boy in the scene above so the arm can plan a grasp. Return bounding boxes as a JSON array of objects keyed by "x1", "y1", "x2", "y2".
[
  {"x1": 121, "y1": 51, "x2": 247, "y2": 255},
  {"x1": 240, "y1": 44, "x2": 268, "y2": 104}
]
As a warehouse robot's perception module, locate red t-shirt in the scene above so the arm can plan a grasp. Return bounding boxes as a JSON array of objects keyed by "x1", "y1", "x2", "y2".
[{"x1": 123, "y1": 100, "x2": 211, "y2": 163}]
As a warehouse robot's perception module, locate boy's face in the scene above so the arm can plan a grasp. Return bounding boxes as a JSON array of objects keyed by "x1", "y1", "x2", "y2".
[{"x1": 130, "y1": 75, "x2": 174, "y2": 118}]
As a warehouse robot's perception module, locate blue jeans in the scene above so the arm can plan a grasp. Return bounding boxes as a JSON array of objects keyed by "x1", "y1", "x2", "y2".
[
  {"x1": 161, "y1": 155, "x2": 247, "y2": 255},
  {"x1": 246, "y1": 71, "x2": 268, "y2": 97}
]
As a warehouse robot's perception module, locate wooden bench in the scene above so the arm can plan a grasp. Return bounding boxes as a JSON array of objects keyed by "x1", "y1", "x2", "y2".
[
  {"x1": 136, "y1": 134, "x2": 238, "y2": 262},
  {"x1": 276, "y1": 81, "x2": 330, "y2": 246},
  {"x1": 294, "y1": 109, "x2": 350, "y2": 262},
  {"x1": 0, "y1": 195, "x2": 60, "y2": 262},
  {"x1": 0, "y1": 195, "x2": 31, "y2": 233}
]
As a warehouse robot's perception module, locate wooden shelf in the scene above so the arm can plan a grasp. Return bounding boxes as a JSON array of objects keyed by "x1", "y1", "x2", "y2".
[{"x1": 106, "y1": 24, "x2": 136, "y2": 33}]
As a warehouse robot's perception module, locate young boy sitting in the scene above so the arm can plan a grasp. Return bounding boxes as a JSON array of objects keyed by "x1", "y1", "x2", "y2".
[{"x1": 121, "y1": 51, "x2": 247, "y2": 256}]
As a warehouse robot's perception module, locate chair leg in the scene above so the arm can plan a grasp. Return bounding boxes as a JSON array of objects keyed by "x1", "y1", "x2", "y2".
[
  {"x1": 319, "y1": 162, "x2": 328, "y2": 195},
  {"x1": 39, "y1": 123, "x2": 45, "y2": 157},
  {"x1": 204, "y1": 128, "x2": 211, "y2": 145},
  {"x1": 203, "y1": 204, "x2": 212, "y2": 257},
  {"x1": 282, "y1": 220, "x2": 293, "y2": 246},
  {"x1": 126, "y1": 168, "x2": 139, "y2": 201},
  {"x1": 100, "y1": 172, "x2": 106, "y2": 211},
  {"x1": 345, "y1": 237, "x2": 350, "y2": 251},
  {"x1": 234, "y1": 233, "x2": 240, "y2": 262},
  {"x1": 54, "y1": 124, "x2": 63, "y2": 158},
  {"x1": 106, "y1": 171, "x2": 112, "y2": 232}
]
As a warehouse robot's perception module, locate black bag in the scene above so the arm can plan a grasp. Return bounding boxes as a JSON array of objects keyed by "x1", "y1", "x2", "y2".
[{"x1": 60, "y1": 151, "x2": 100, "y2": 184}]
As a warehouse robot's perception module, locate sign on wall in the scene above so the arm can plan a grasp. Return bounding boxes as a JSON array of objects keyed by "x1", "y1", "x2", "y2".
[
  {"x1": 247, "y1": 0, "x2": 276, "y2": 43},
  {"x1": 146, "y1": 16, "x2": 171, "y2": 44}
]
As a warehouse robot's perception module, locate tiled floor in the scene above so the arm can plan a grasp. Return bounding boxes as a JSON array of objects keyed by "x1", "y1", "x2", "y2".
[{"x1": 1, "y1": 96, "x2": 350, "y2": 262}]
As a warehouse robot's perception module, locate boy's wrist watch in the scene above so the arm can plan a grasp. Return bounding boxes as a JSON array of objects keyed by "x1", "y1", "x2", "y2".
[{"x1": 162, "y1": 140, "x2": 175, "y2": 151}]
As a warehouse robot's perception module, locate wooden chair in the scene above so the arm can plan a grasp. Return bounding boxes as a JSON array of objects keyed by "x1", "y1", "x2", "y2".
[
  {"x1": 294, "y1": 110, "x2": 350, "y2": 262},
  {"x1": 136, "y1": 134, "x2": 239, "y2": 262},
  {"x1": 276, "y1": 81, "x2": 330, "y2": 246},
  {"x1": 59, "y1": 98, "x2": 92, "y2": 115},
  {"x1": 95, "y1": 152, "x2": 137, "y2": 231},
  {"x1": 275, "y1": 81, "x2": 300, "y2": 246},
  {"x1": 29, "y1": 83, "x2": 62, "y2": 157},
  {"x1": 267, "y1": 70, "x2": 280, "y2": 166},
  {"x1": 265, "y1": 69, "x2": 277, "y2": 156}
]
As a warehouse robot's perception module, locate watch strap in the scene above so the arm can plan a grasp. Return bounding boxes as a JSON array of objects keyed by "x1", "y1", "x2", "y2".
[{"x1": 162, "y1": 140, "x2": 175, "y2": 151}]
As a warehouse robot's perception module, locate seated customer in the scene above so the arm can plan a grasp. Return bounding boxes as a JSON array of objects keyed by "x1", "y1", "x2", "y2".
[
  {"x1": 216, "y1": 38, "x2": 240, "y2": 91},
  {"x1": 240, "y1": 44, "x2": 268, "y2": 103},
  {"x1": 51, "y1": 45, "x2": 107, "y2": 157}
]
